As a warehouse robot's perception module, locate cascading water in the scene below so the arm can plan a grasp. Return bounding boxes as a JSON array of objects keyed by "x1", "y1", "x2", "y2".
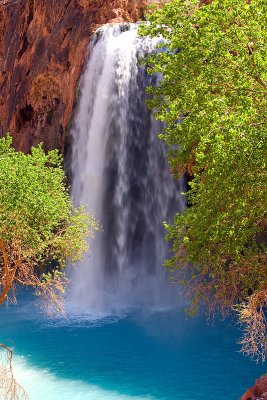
[
  {"x1": 1, "y1": 23, "x2": 265, "y2": 400},
  {"x1": 70, "y1": 24, "x2": 186, "y2": 315}
]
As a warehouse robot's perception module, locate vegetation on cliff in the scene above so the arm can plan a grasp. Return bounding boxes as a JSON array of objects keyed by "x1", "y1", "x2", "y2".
[
  {"x1": 141, "y1": 0, "x2": 267, "y2": 360},
  {"x1": 0, "y1": 135, "x2": 97, "y2": 312}
]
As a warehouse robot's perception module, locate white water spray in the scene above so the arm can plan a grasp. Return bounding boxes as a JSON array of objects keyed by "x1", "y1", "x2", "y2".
[{"x1": 70, "y1": 24, "x2": 185, "y2": 315}]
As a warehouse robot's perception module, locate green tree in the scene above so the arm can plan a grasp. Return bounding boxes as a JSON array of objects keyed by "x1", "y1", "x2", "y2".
[
  {"x1": 0, "y1": 135, "x2": 98, "y2": 312},
  {"x1": 0, "y1": 135, "x2": 98, "y2": 399},
  {"x1": 141, "y1": 0, "x2": 267, "y2": 360}
]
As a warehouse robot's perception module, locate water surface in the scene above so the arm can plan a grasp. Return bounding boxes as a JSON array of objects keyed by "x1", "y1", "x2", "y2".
[{"x1": 0, "y1": 295, "x2": 265, "y2": 400}]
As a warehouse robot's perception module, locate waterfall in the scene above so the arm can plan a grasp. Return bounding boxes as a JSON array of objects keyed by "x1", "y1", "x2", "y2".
[{"x1": 70, "y1": 24, "x2": 186, "y2": 316}]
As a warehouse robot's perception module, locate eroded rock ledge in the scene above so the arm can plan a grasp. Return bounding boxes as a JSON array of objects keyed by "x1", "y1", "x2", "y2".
[
  {"x1": 0, "y1": 0, "x2": 151, "y2": 152},
  {"x1": 241, "y1": 375, "x2": 267, "y2": 400}
]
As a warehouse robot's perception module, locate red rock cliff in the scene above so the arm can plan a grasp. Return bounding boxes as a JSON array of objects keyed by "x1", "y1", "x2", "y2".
[
  {"x1": 241, "y1": 375, "x2": 267, "y2": 400},
  {"x1": 0, "y1": 0, "x2": 150, "y2": 152}
]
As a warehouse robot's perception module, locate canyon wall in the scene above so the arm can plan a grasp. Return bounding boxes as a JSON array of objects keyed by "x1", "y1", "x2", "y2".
[{"x1": 0, "y1": 0, "x2": 153, "y2": 152}]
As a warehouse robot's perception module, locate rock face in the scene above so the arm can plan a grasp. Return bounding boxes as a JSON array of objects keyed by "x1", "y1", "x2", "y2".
[
  {"x1": 241, "y1": 376, "x2": 267, "y2": 400},
  {"x1": 0, "y1": 0, "x2": 150, "y2": 152}
]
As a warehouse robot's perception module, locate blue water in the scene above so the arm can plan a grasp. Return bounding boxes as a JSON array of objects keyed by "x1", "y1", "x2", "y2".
[{"x1": 0, "y1": 293, "x2": 265, "y2": 400}]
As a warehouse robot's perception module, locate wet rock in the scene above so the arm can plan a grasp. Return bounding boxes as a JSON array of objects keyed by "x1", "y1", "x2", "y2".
[{"x1": 241, "y1": 375, "x2": 267, "y2": 400}]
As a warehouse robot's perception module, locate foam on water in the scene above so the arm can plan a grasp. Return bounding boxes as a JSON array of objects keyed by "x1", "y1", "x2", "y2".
[
  {"x1": 42, "y1": 313, "x2": 126, "y2": 329},
  {"x1": 13, "y1": 356, "x2": 155, "y2": 400}
]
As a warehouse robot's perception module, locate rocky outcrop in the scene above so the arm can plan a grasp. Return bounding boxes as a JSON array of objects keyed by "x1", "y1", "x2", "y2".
[
  {"x1": 0, "y1": 0, "x2": 151, "y2": 152},
  {"x1": 241, "y1": 376, "x2": 267, "y2": 400}
]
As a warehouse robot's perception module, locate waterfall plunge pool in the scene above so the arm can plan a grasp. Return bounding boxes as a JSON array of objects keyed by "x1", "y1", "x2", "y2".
[
  {"x1": 0, "y1": 295, "x2": 265, "y2": 400},
  {"x1": 1, "y1": 24, "x2": 265, "y2": 400}
]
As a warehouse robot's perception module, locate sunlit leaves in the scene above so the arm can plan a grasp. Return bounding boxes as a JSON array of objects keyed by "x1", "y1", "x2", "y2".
[
  {"x1": 0, "y1": 135, "x2": 98, "y2": 308},
  {"x1": 140, "y1": 0, "x2": 267, "y2": 324}
]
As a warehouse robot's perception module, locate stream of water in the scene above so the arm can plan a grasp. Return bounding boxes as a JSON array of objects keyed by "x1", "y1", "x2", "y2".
[{"x1": 69, "y1": 24, "x2": 185, "y2": 315}]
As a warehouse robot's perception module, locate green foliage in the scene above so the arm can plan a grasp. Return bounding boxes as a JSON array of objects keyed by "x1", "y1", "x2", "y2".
[
  {"x1": 0, "y1": 135, "x2": 98, "y2": 309},
  {"x1": 140, "y1": 0, "x2": 267, "y2": 339}
]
